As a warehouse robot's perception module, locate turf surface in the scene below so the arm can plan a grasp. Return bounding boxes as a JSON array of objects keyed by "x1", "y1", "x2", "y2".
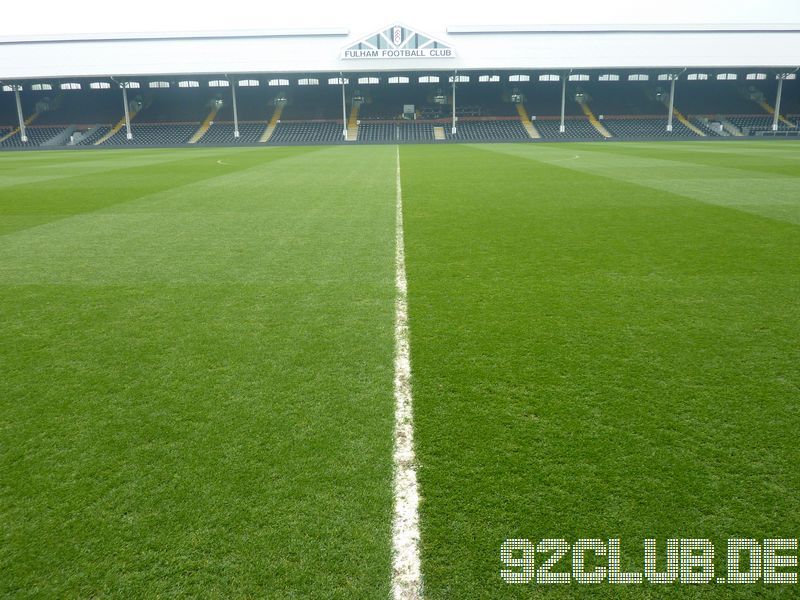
[
  {"x1": 1, "y1": 141, "x2": 799, "y2": 598},
  {"x1": 1, "y1": 146, "x2": 398, "y2": 598}
]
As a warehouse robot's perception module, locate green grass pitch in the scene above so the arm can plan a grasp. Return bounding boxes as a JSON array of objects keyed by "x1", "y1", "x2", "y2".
[{"x1": 1, "y1": 141, "x2": 799, "y2": 598}]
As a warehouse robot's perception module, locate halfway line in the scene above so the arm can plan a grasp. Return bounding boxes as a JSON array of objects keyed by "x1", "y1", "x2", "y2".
[{"x1": 391, "y1": 145, "x2": 423, "y2": 600}]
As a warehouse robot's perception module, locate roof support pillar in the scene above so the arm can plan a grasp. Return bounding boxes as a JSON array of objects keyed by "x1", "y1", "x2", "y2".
[
  {"x1": 559, "y1": 76, "x2": 566, "y2": 133},
  {"x1": 231, "y1": 79, "x2": 240, "y2": 138},
  {"x1": 452, "y1": 72, "x2": 457, "y2": 135},
  {"x1": 341, "y1": 73, "x2": 347, "y2": 139},
  {"x1": 666, "y1": 76, "x2": 676, "y2": 132},
  {"x1": 772, "y1": 76, "x2": 784, "y2": 131},
  {"x1": 121, "y1": 84, "x2": 132, "y2": 140},
  {"x1": 14, "y1": 86, "x2": 27, "y2": 143}
]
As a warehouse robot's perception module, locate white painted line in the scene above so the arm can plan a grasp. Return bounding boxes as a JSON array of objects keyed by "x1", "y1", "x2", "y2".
[
  {"x1": 216, "y1": 159, "x2": 231, "y2": 165},
  {"x1": 392, "y1": 145, "x2": 423, "y2": 600}
]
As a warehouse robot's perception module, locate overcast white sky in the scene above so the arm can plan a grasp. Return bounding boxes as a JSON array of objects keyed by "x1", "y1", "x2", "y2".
[{"x1": 2, "y1": 0, "x2": 800, "y2": 37}]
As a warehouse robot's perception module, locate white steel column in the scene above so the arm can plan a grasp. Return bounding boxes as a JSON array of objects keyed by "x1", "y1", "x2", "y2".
[
  {"x1": 121, "y1": 84, "x2": 132, "y2": 140},
  {"x1": 341, "y1": 74, "x2": 347, "y2": 139},
  {"x1": 666, "y1": 76, "x2": 676, "y2": 132},
  {"x1": 451, "y1": 73, "x2": 457, "y2": 135},
  {"x1": 559, "y1": 76, "x2": 566, "y2": 133},
  {"x1": 231, "y1": 80, "x2": 240, "y2": 138},
  {"x1": 772, "y1": 76, "x2": 784, "y2": 131},
  {"x1": 13, "y1": 86, "x2": 27, "y2": 143}
]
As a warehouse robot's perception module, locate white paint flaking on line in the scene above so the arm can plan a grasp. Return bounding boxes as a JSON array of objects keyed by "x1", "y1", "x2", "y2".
[{"x1": 391, "y1": 145, "x2": 423, "y2": 600}]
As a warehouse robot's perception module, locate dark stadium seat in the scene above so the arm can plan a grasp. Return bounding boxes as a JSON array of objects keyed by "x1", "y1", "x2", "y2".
[
  {"x1": 268, "y1": 121, "x2": 343, "y2": 144},
  {"x1": 359, "y1": 122, "x2": 435, "y2": 142},
  {"x1": 447, "y1": 120, "x2": 529, "y2": 141},
  {"x1": 100, "y1": 123, "x2": 198, "y2": 145},
  {"x1": 0, "y1": 126, "x2": 66, "y2": 147},
  {"x1": 600, "y1": 117, "x2": 698, "y2": 138},
  {"x1": 727, "y1": 115, "x2": 797, "y2": 135},
  {"x1": 74, "y1": 126, "x2": 112, "y2": 145},
  {"x1": 197, "y1": 122, "x2": 268, "y2": 144},
  {"x1": 534, "y1": 117, "x2": 604, "y2": 139}
]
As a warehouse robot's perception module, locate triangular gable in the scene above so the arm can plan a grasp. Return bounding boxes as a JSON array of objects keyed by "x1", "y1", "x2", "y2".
[{"x1": 341, "y1": 24, "x2": 455, "y2": 59}]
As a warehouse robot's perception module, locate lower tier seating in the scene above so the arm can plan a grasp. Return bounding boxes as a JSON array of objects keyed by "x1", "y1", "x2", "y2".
[
  {"x1": 198, "y1": 122, "x2": 268, "y2": 144},
  {"x1": 268, "y1": 121, "x2": 343, "y2": 144},
  {"x1": 728, "y1": 115, "x2": 797, "y2": 134},
  {"x1": 75, "y1": 126, "x2": 112, "y2": 146},
  {"x1": 359, "y1": 122, "x2": 435, "y2": 142},
  {"x1": 447, "y1": 120, "x2": 529, "y2": 141},
  {"x1": 0, "y1": 126, "x2": 66, "y2": 147},
  {"x1": 691, "y1": 118, "x2": 724, "y2": 136},
  {"x1": 535, "y1": 118, "x2": 604, "y2": 139},
  {"x1": 601, "y1": 117, "x2": 697, "y2": 138},
  {"x1": 101, "y1": 123, "x2": 198, "y2": 145}
]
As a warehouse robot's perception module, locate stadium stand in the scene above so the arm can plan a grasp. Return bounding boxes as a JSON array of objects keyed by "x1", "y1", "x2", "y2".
[
  {"x1": 674, "y1": 80, "x2": 764, "y2": 115},
  {"x1": 135, "y1": 89, "x2": 211, "y2": 124},
  {"x1": 214, "y1": 89, "x2": 273, "y2": 122},
  {"x1": 359, "y1": 84, "x2": 432, "y2": 120},
  {"x1": 268, "y1": 121, "x2": 343, "y2": 144},
  {"x1": 33, "y1": 90, "x2": 120, "y2": 126},
  {"x1": 519, "y1": 83, "x2": 584, "y2": 117},
  {"x1": 447, "y1": 119, "x2": 529, "y2": 141},
  {"x1": 74, "y1": 126, "x2": 112, "y2": 145},
  {"x1": 101, "y1": 123, "x2": 198, "y2": 145},
  {"x1": 690, "y1": 117, "x2": 726, "y2": 136},
  {"x1": 0, "y1": 93, "x2": 19, "y2": 126},
  {"x1": 0, "y1": 126, "x2": 66, "y2": 147},
  {"x1": 0, "y1": 74, "x2": 798, "y2": 147},
  {"x1": 727, "y1": 115, "x2": 797, "y2": 134},
  {"x1": 197, "y1": 121, "x2": 268, "y2": 144},
  {"x1": 359, "y1": 121, "x2": 436, "y2": 142},
  {"x1": 600, "y1": 116, "x2": 697, "y2": 137},
  {"x1": 582, "y1": 82, "x2": 666, "y2": 116},
  {"x1": 281, "y1": 86, "x2": 342, "y2": 120},
  {"x1": 534, "y1": 117, "x2": 605, "y2": 139}
]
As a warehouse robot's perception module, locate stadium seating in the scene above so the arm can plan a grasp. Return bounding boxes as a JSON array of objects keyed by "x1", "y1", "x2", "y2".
[
  {"x1": 74, "y1": 126, "x2": 112, "y2": 145},
  {"x1": 727, "y1": 115, "x2": 797, "y2": 134},
  {"x1": 359, "y1": 122, "x2": 436, "y2": 142},
  {"x1": 600, "y1": 117, "x2": 698, "y2": 137},
  {"x1": 268, "y1": 121, "x2": 343, "y2": 144},
  {"x1": 101, "y1": 123, "x2": 198, "y2": 145},
  {"x1": 691, "y1": 117, "x2": 725, "y2": 136},
  {"x1": 447, "y1": 120, "x2": 529, "y2": 141},
  {"x1": 0, "y1": 126, "x2": 66, "y2": 147},
  {"x1": 0, "y1": 76, "x2": 798, "y2": 148},
  {"x1": 197, "y1": 122, "x2": 268, "y2": 144},
  {"x1": 534, "y1": 117, "x2": 604, "y2": 139}
]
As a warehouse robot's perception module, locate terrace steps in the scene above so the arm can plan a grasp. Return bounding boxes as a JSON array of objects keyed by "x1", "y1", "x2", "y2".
[
  {"x1": 516, "y1": 104, "x2": 541, "y2": 139},
  {"x1": 95, "y1": 110, "x2": 138, "y2": 145},
  {"x1": 758, "y1": 100, "x2": 796, "y2": 128},
  {"x1": 0, "y1": 112, "x2": 39, "y2": 143},
  {"x1": 189, "y1": 106, "x2": 220, "y2": 144},
  {"x1": 259, "y1": 104, "x2": 285, "y2": 143},
  {"x1": 346, "y1": 104, "x2": 360, "y2": 141},
  {"x1": 673, "y1": 108, "x2": 706, "y2": 136},
  {"x1": 578, "y1": 101, "x2": 612, "y2": 138}
]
